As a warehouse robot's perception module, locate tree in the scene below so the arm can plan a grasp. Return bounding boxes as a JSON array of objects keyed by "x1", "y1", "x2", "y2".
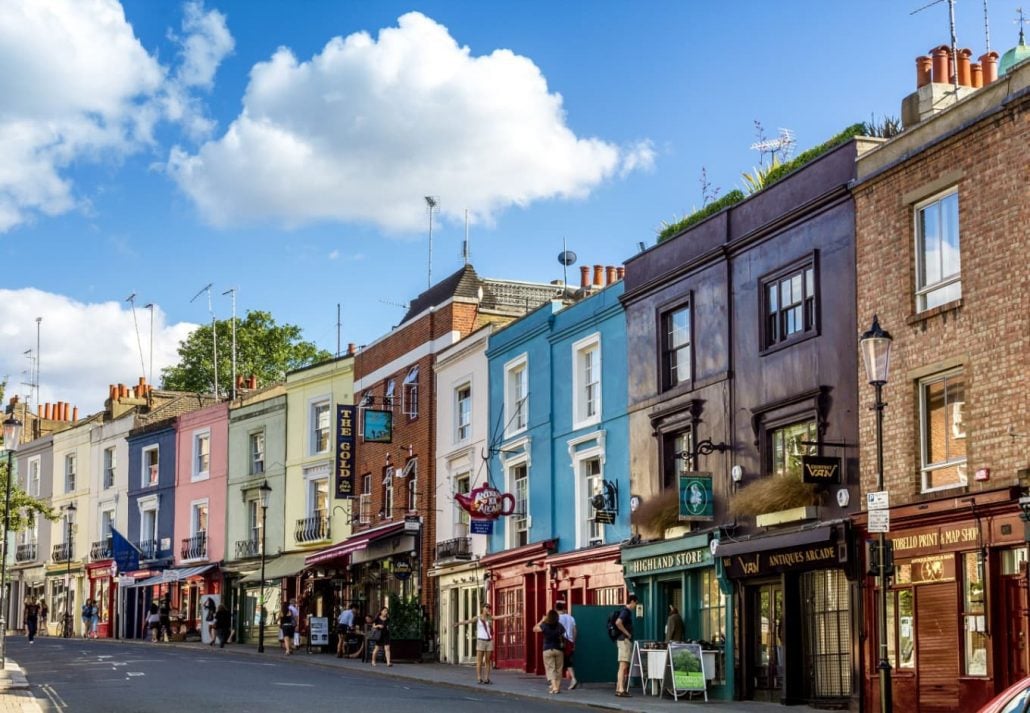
[{"x1": 160, "y1": 310, "x2": 332, "y2": 395}]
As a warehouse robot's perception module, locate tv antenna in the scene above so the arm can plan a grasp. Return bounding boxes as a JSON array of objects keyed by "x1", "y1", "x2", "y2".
[
  {"x1": 461, "y1": 209, "x2": 471, "y2": 266},
  {"x1": 425, "y1": 196, "x2": 440, "y2": 289},
  {"x1": 379, "y1": 298, "x2": 408, "y2": 310},
  {"x1": 557, "y1": 238, "x2": 577, "y2": 292},
  {"x1": 21, "y1": 349, "x2": 35, "y2": 405},
  {"x1": 911, "y1": 0, "x2": 960, "y2": 90},
  {"x1": 143, "y1": 303, "x2": 155, "y2": 387},
  {"x1": 126, "y1": 293, "x2": 147, "y2": 384},
  {"x1": 222, "y1": 287, "x2": 238, "y2": 400},
  {"x1": 750, "y1": 128, "x2": 796, "y2": 166},
  {"x1": 190, "y1": 283, "x2": 218, "y2": 398}
]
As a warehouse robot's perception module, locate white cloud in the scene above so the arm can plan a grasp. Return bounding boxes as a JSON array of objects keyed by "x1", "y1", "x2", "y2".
[
  {"x1": 0, "y1": 0, "x2": 234, "y2": 232},
  {"x1": 168, "y1": 12, "x2": 650, "y2": 232},
  {"x1": 0, "y1": 289, "x2": 197, "y2": 414},
  {"x1": 328, "y1": 249, "x2": 340, "y2": 260}
]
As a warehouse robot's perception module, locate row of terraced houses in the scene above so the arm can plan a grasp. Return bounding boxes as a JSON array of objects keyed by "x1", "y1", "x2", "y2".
[{"x1": 2, "y1": 46, "x2": 1027, "y2": 712}]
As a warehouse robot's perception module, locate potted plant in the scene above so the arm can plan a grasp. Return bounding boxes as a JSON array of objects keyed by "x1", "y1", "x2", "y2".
[{"x1": 387, "y1": 593, "x2": 424, "y2": 661}]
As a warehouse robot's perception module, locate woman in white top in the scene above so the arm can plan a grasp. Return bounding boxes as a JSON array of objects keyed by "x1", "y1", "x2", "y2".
[{"x1": 455, "y1": 604, "x2": 513, "y2": 685}]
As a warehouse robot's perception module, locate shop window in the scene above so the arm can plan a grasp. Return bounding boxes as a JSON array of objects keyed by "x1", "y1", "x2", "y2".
[
  {"x1": 592, "y1": 586, "x2": 625, "y2": 606},
  {"x1": 885, "y1": 588, "x2": 916, "y2": 670},
  {"x1": 1000, "y1": 548, "x2": 1029, "y2": 576},
  {"x1": 699, "y1": 569, "x2": 726, "y2": 684},
  {"x1": 769, "y1": 420, "x2": 818, "y2": 478},
  {"x1": 762, "y1": 258, "x2": 817, "y2": 350},
  {"x1": 660, "y1": 302, "x2": 692, "y2": 390},
  {"x1": 915, "y1": 189, "x2": 961, "y2": 312},
  {"x1": 801, "y1": 570, "x2": 851, "y2": 698},
  {"x1": 962, "y1": 552, "x2": 987, "y2": 676},
  {"x1": 920, "y1": 369, "x2": 967, "y2": 491}
]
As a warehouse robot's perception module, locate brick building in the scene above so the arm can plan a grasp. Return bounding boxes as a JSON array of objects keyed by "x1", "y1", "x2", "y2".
[{"x1": 853, "y1": 52, "x2": 1029, "y2": 712}]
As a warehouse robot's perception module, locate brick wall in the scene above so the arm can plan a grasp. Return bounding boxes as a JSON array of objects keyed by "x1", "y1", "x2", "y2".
[{"x1": 854, "y1": 92, "x2": 1029, "y2": 506}]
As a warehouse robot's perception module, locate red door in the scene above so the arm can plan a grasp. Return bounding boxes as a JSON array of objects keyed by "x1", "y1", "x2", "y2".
[
  {"x1": 493, "y1": 586, "x2": 524, "y2": 669},
  {"x1": 1004, "y1": 576, "x2": 1029, "y2": 684}
]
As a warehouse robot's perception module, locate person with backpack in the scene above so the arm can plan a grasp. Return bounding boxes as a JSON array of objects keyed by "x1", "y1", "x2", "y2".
[
  {"x1": 533, "y1": 609, "x2": 566, "y2": 695},
  {"x1": 613, "y1": 593, "x2": 638, "y2": 698}
]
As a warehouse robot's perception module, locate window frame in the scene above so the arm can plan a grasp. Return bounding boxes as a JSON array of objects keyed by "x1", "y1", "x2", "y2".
[
  {"x1": 919, "y1": 368, "x2": 968, "y2": 493},
  {"x1": 579, "y1": 453, "x2": 604, "y2": 547},
  {"x1": 26, "y1": 456, "x2": 41, "y2": 497},
  {"x1": 403, "y1": 366, "x2": 420, "y2": 420},
  {"x1": 454, "y1": 472, "x2": 471, "y2": 528},
  {"x1": 507, "y1": 459, "x2": 529, "y2": 549},
  {"x1": 192, "y1": 430, "x2": 211, "y2": 481},
  {"x1": 572, "y1": 333, "x2": 602, "y2": 429},
  {"x1": 382, "y1": 465, "x2": 394, "y2": 520},
  {"x1": 914, "y1": 188, "x2": 961, "y2": 313},
  {"x1": 359, "y1": 473, "x2": 372, "y2": 525},
  {"x1": 103, "y1": 447, "x2": 116, "y2": 489},
  {"x1": 406, "y1": 458, "x2": 419, "y2": 512},
  {"x1": 139, "y1": 505, "x2": 158, "y2": 547},
  {"x1": 310, "y1": 398, "x2": 332, "y2": 455},
  {"x1": 141, "y1": 445, "x2": 159, "y2": 488},
  {"x1": 64, "y1": 453, "x2": 76, "y2": 494},
  {"x1": 767, "y1": 419, "x2": 819, "y2": 479},
  {"x1": 455, "y1": 383, "x2": 472, "y2": 443},
  {"x1": 659, "y1": 298, "x2": 693, "y2": 391},
  {"x1": 759, "y1": 254, "x2": 820, "y2": 353},
  {"x1": 384, "y1": 380, "x2": 396, "y2": 410},
  {"x1": 504, "y1": 354, "x2": 529, "y2": 437},
  {"x1": 190, "y1": 499, "x2": 209, "y2": 537},
  {"x1": 249, "y1": 431, "x2": 265, "y2": 475}
]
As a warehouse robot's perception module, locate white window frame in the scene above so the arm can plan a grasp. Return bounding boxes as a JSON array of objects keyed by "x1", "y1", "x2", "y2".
[
  {"x1": 141, "y1": 445, "x2": 159, "y2": 488},
  {"x1": 506, "y1": 457, "x2": 529, "y2": 549},
  {"x1": 569, "y1": 434, "x2": 607, "y2": 548},
  {"x1": 99, "y1": 507, "x2": 115, "y2": 541},
  {"x1": 249, "y1": 431, "x2": 265, "y2": 475},
  {"x1": 914, "y1": 188, "x2": 962, "y2": 312},
  {"x1": 504, "y1": 354, "x2": 529, "y2": 437},
  {"x1": 103, "y1": 447, "x2": 116, "y2": 489},
  {"x1": 384, "y1": 380, "x2": 396, "y2": 410},
  {"x1": 246, "y1": 498, "x2": 261, "y2": 549},
  {"x1": 572, "y1": 333, "x2": 602, "y2": 429},
  {"x1": 403, "y1": 366, "x2": 420, "y2": 419},
  {"x1": 359, "y1": 473, "x2": 372, "y2": 525},
  {"x1": 64, "y1": 453, "x2": 76, "y2": 494},
  {"x1": 406, "y1": 458, "x2": 419, "y2": 512},
  {"x1": 26, "y1": 456, "x2": 41, "y2": 497},
  {"x1": 307, "y1": 476, "x2": 329, "y2": 519},
  {"x1": 919, "y1": 368, "x2": 968, "y2": 493},
  {"x1": 383, "y1": 476, "x2": 394, "y2": 520},
  {"x1": 310, "y1": 397, "x2": 332, "y2": 455},
  {"x1": 455, "y1": 383, "x2": 472, "y2": 443},
  {"x1": 190, "y1": 499, "x2": 209, "y2": 537},
  {"x1": 61, "y1": 510, "x2": 75, "y2": 545},
  {"x1": 192, "y1": 430, "x2": 211, "y2": 481},
  {"x1": 453, "y1": 471, "x2": 471, "y2": 529},
  {"x1": 137, "y1": 500, "x2": 159, "y2": 546}
]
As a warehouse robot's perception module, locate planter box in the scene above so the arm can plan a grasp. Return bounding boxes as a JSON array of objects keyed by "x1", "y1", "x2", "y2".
[
  {"x1": 388, "y1": 639, "x2": 423, "y2": 662},
  {"x1": 755, "y1": 506, "x2": 819, "y2": 528}
]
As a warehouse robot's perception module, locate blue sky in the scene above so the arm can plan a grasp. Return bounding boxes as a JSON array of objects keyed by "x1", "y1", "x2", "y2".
[{"x1": 1, "y1": 0, "x2": 1019, "y2": 413}]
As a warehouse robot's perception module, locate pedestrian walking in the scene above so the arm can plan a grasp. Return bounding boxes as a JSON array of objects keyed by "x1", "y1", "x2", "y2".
[
  {"x1": 369, "y1": 607, "x2": 392, "y2": 667},
  {"x1": 666, "y1": 604, "x2": 685, "y2": 642},
  {"x1": 288, "y1": 598, "x2": 301, "y2": 650},
  {"x1": 38, "y1": 601, "x2": 48, "y2": 637},
  {"x1": 214, "y1": 604, "x2": 231, "y2": 648},
  {"x1": 81, "y1": 599, "x2": 92, "y2": 638},
  {"x1": 203, "y1": 596, "x2": 217, "y2": 645},
  {"x1": 146, "y1": 601, "x2": 161, "y2": 642},
  {"x1": 89, "y1": 600, "x2": 99, "y2": 638},
  {"x1": 455, "y1": 603, "x2": 513, "y2": 685},
  {"x1": 336, "y1": 603, "x2": 357, "y2": 658},
  {"x1": 555, "y1": 601, "x2": 579, "y2": 690},
  {"x1": 24, "y1": 599, "x2": 40, "y2": 644},
  {"x1": 279, "y1": 601, "x2": 296, "y2": 656},
  {"x1": 158, "y1": 596, "x2": 172, "y2": 642},
  {"x1": 614, "y1": 593, "x2": 638, "y2": 698},
  {"x1": 533, "y1": 609, "x2": 566, "y2": 695}
]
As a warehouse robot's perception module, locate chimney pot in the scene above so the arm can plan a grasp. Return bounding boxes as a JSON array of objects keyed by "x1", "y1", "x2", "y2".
[
  {"x1": 916, "y1": 56, "x2": 932, "y2": 88},
  {"x1": 62, "y1": 402, "x2": 70, "y2": 420},
  {"x1": 347, "y1": 342, "x2": 357, "y2": 356},
  {"x1": 970, "y1": 62, "x2": 983, "y2": 88},
  {"x1": 979, "y1": 51, "x2": 999, "y2": 84},
  {"x1": 617, "y1": 267, "x2": 625, "y2": 281},
  {"x1": 138, "y1": 376, "x2": 146, "y2": 387},
  {"x1": 72, "y1": 407, "x2": 78, "y2": 421},
  {"x1": 43, "y1": 403, "x2": 50, "y2": 419},
  {"x1": 592, "y1": 264, "x2": 604, "y2": 287},
  {"x1": 956, "y1": 48, "x2": 972, "y2": 86},
  {"x1": 579, "y1": 266, "x2": 591, "y2": 289},
  {"x1": 606, "y1": 266, "x2": 617, "y2": 285},
  {"x1": 248, "y1": 375, "x2": 257, "y2": 389},
  {"x1": 109, "y1": 385, "x2": 116, "y2": 401},
  {"x1": 931, "y1": 45, "x2": 950, "y2": 83}
]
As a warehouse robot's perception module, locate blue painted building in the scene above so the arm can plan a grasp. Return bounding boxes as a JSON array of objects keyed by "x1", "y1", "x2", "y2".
[{"x1": 482, "y1": 277, "x2": 630, "y2": 673}]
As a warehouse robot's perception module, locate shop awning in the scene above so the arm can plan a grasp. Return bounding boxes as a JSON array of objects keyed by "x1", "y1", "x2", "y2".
[
  {"x1": 120, "y1": 564, "x2": 216, "y2": 589},
  {"x1": 239, "y1": 552, "x2": 309, "y2": 583},
  {"x1": 305, "y1": 522, "x2": 406, "y2": 566},
  {"x1": 714, "y1": 524, "x2": 836, "y2": 558}
]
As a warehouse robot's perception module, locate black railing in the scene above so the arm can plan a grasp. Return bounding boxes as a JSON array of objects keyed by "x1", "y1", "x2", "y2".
[
  {"x1": 15, "y1": 542, "x2": 37, "y2": 563},
  {"x1": 235, "y1": 538, "x2": 260, "y2": 559},
  {"x1": 90, "y1": 538, "x2": 112, "y2": 561},
  {"x1": 294, "y1": 513, "x2": 329, "y2": 543},
  {"x1": 181, "y1": 531, "x2": 207, "y2": 560},
  {"x1": 435, "y1": 537, "x2": 472, "y2": 561},
  {"x1": 138, "y1": 539, "x2": 159, "y2": 560},
  {"x1": 51, "y1": 542, "x2": 72, "y2": 563}
]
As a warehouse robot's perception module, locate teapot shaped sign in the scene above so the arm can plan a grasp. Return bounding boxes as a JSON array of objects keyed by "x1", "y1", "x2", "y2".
[{"x1": 455, "y1": 484, "x2": 516, "y2": 521}]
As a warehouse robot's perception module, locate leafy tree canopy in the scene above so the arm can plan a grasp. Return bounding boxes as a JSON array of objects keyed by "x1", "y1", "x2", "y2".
[{"x1": 160, "y1": 310, "x2": 332, "y2": 395}]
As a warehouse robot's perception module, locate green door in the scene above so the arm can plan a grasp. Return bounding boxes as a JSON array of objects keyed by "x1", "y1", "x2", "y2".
[{"x1": 570, "y1": 604, "x2": 619, "y2": 683}]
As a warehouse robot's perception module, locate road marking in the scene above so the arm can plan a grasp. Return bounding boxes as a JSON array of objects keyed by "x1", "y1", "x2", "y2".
[
  {"x1": 127, "y1": 672, "x2": 145, "y2": 677},
  {"x1": 271, "y1": 682, "x2": 315, "y2": 687}
]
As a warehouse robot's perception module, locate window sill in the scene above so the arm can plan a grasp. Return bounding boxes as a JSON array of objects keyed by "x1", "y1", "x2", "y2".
[
  {"x1": 759, "y1": 330, "x2": 818, "y2": 357},
  {"x1": 908, "y1": 298, "x2": 963, "y2": 326}
]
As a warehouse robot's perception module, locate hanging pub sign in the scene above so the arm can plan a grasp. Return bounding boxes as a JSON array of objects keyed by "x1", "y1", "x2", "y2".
[
  {"x1": 362, "y1": 408, "x2": 393, "y2": 443},
  {"x1": 455, "y1": 484, "x2": 516, "y2": 521},
  {"x1": 679, "y1": 472, "x2": 714, "y2": 521},
  {"x1": 335, "y1": 405, "x2": 356, "y2": 498},
  {"x1": 590, "y1": 480, "x2": 619, "y2": 525},
  {"x1": 802, "y1": 455, "x2": 841, "y2": 485},
  {"x1": 392, "y1": 558, "x2": 413, "y2": 581}
]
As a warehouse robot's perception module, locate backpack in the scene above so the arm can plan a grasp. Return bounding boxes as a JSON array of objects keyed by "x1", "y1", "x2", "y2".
[
  {"x1": 607, "y1": 609, "x2": 622, "y2": 642},
  {"x1": 82, "y1": 603, "x2": 90, "y2": 618}
]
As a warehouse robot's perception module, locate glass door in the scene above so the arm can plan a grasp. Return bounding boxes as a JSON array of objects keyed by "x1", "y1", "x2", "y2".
[{"x1": 753, "y1": 582, "x2": 784, "y2": 696}]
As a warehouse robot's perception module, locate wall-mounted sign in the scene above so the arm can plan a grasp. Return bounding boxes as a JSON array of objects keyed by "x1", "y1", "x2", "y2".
[
  {"x1": 721, "y1": 541, "x2": 843, "y2": 578},
  {"x1": 455, "y1": 484, "x2": 515, "y2": 521},
  {"x1": 591, "y1": 480, "x2": 619, "y2": 525},
  {"x1": 802, "y1": 455, "x2": 841, "y2": 485},
  {"x1": 362, "y1": 408, "x2": 393, "y2": 443},
  {"x1": 392, "y1": 558, "x2": 413, "y2": 581},
  {"x1": 624, "y1": 548, "x2": 709, "y2": 576},
  {"x1": 469, "y1": 519, "x2": 494, "y2": 535},
  {"x1": 895, "y1": 554, "x2": 956, "y2": 585},
  {"x1": 335, "y1": 405, "x2": 356, "y2": 498},
  {"x1": 679, "y1": 472, "x2": 713, "y2": 521},
  {"x1": 889, "y1": 523, "x2": 981, "y2": 556}
]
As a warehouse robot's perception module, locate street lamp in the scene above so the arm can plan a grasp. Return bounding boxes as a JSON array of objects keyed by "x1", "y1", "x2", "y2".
[
  {"x1": 62, "y1": 502, "x2": 76, "y2": 638},
  {"x1": 861, "y1": 314, "x2": 893, "y2": 713},
  {"x1": 1, "y1": 415, "x2": 23, "y2": 668},
  {"x1": 257, "y1": 480, "x2": 272, "y2": 653}
]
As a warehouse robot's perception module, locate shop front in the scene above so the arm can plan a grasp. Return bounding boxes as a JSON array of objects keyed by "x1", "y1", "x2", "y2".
[
  {"x1": 432, "y1": 559, "x2": 484, "y2": 665},
  {"x1": 717, "y1": 522, "x2": 856, "y2": 707},
  {"x1": 860, "y1": 491, "x2": 1028, "y2": 713},
  {"x1": 86, "y1": 560, "x2": 117, "y2": 638},
  {"x1": 45, "y1": 563, "x2": 82, "y2": 636},
  {"x1": 237, "y1": 552, "x2": 308, "y2": 645},
  {"x1": 621, "y1": 532, "x2": 733, "y2": 700}
]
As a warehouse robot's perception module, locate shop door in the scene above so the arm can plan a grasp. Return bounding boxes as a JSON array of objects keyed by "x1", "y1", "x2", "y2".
[
  {"x1": 751, "y1": 582, "x2": 784, "y2": 700},
  {"x1": 494, "y1": 586, "x2": 524, "y2": 669},
  {"x1": 1003, "y1": 576, "x2": 1029, "y2": 684},
  {"x1": 458, "y1": 586, "x2": 479, "y2": 664},
  {"x1": 916, "y1": 582, "x2": 959, "y2": 712}
]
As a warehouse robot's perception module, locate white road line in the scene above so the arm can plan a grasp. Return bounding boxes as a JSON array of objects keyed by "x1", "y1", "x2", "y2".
[
  {"x1": 127, "y1": 672, "x2": 145, "y2": 677},
  {"x1": 271, "y1": 682, "x2": 315, "y2": 687}
]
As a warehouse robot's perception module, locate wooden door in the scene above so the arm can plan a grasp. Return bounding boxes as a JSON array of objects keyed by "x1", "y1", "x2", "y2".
[
  {"x1": 916, "y1": 583, "x2": 959, "y2": 712},
  {"x1": 493, "y1": 585, "x2": 524, "y2": 669},
  {"x1": 1004, "y1": 576, "x2": 1029, "y2": 684}
]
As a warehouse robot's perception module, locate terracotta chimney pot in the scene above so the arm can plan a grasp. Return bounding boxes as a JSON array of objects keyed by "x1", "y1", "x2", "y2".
[
  {"x1": 72, "y1": 407, "x2": 78, "y2": 421},
  {"x1": 980, "y1": 51, "x2": 999, "y2": 84},
  {"x1": 43, "y1": 403, "x2": 50, "y2": 419},
  {"x1": 63, "y1": 402, "x2": 70, "y2": 420},
  {"x1": 931, "y1": 45, "x2": 950, "y2": 83},
  {"x1": 617, "y1": 267, "x2": 625, "y2": 281},
  {"x1": 970, "y1": 63, "x2": 983, "y2": 88},
  {"x1": 916, "y1": 56, "x2": 932, "y2": 87},
  {"x1": 606, "y1": 266, "x2": 618, "y2": 285},
  {"x1": 579, "y1": 266, "x2": 591, "y2": 289},
  {"x1": 592, "y1": 264, "x2": 604, "y2": 287},
  {"x1": 956, "y1": 48, "x2": 972, "y2": 86},
  {"x1": 347, "y1": 342, "x2": 357, "y2": 356},
  {"x1": 248, "y1": 375, "x2": 257, "y2": 389},
  {"x1": 109, "y1": 385, "x2": 116, "y2": 401},
  {"x1": 138, "y1": 376, "x2": 146, "y2": 387}
]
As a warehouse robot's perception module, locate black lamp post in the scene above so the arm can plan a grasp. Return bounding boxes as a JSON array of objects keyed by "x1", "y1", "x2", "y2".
[
  {"x1": 257, "y1": 480, "x2": 272, "y2": 653},
  {"x1": 1, "y1": 415, "x2": 23, "y2": 668},
  {"x1": 861, "y1": 314, "x2": 893, "y2": 713},
  {"x1": 63, "y1": 502, "x2": 76, "y2": 638}
]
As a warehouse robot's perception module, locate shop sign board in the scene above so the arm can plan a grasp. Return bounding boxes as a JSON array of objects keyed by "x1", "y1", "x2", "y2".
[
  {"x1": 894, "y1": 554, "x2": 957, "y2": 585},
  {"x1": 802, "y1": 455, "x2": 841, "y2": 484},
  {"x1": 679, "y1": 472, "x2": 713, "y2": 521},
  {"x1": 469, "y1": 519, "x2": 493, "y2": 535},
  {"x1": 889, "y1": 524, "x2": 981, "y2": 556},
  {"x1": 721, "y1": 541, "x2": 842, "y2": 578},
  {"x1": 335, "y1": 405, "x2": 356, "y2": 498},
  {"x1": 624, "y1": 548, "x2": 710, "y2": 576},
  {"x1": 668, "y1": 642, "x2": 707, "y2": 694},
  {"x1": 362, "y1": 408, "x2": 393, "y2": 443},
  {"x1": 309, "y1": 617, "x2": 329, "y2": 646}
]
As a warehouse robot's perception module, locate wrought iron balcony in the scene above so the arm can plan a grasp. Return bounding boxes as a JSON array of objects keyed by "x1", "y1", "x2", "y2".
[
  {"x1": 435, "y1": 537, "x2": 472, "y2": 561},
  {"x1": 15, "y1": 542, "x2": 37, "y2": 563},
  {"x1": 294, "y1": 513, "x2": 329, "y2": 544},
  {"x1": 51, "y1": 542, "x2": 72, "y2": 563},
  {"x1": 138, "y1": 539, "x2": 159, "y2": 560},
  {"x1": 181, "y1": 531, "x2": 207, "y2": 560},
  {"x1": 90, "y1": 538, "x2": 112, "y2": 561},
  {"x1": 235, "y1": 538, "x2": 261, "y2": 559}
]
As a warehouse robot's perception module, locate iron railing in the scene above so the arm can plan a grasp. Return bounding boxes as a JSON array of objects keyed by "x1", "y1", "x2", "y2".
[
  {"x1": 235, "y1": 538, "x2": 261, "y2": 559},
  {"x1": 435, "y1": 537, "x2": 472, "y2": 561},
  {"x1": 15, "y1": 542, "x2": 37, "y2": 563},
  {"x1": 138, "y1": 539, "x2": 159, "y2": 560},
  {"x1": 89, "y1": 538, "x2": 112, "y2": 561},
  {"x1": 294, "y1": 513, "x2": 329, "y2": 543},
  {"x1": 181, "y1": 531, "x2": 207, "y2": 560},
  {"x1": 51, "y1": 542, "x2": 72, "y2": 563}
]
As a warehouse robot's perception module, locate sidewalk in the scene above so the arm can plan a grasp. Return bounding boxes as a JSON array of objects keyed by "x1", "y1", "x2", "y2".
[{"x1": 0, "y1": 661, "x2": 43, "y2": 713}]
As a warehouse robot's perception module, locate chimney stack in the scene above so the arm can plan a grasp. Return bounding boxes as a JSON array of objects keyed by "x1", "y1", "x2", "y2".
[{"x1": 580, "y1": 266, "x2": 591, "y2": 289}]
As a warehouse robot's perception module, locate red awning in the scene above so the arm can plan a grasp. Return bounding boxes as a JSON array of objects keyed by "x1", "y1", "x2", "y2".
[{"x1": 304, "y1": 521, "x2": 406, "y2": 566}]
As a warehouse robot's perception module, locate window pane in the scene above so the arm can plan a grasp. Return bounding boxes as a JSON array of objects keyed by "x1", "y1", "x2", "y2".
[
  {"x1": 940, "y1": 192, "x2": 961, "y2": 278},
  {"x1": 805, "y1": 268, "x2": 814, "y2": 298},
  {"x1": 924, "y1": 379, "x2": 948, "y2": 464},
  {"x1": 898, "y1": 589, "x2": 915, "y2": 669},
  {"x1": 919, "y1": 203, "x2": 942, "y2": 287},
  {"x1": 767, "y1": 283, "x2": 778, "y2": 313},
  {"x1": 770, "y1": 421, "x2": 817, "y2": 478}
]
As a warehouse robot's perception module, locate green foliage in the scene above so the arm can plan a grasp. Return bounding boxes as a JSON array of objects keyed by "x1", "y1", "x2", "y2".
[
  {"x1": 161, "y1": 310, "x2": 332, "y2": 395},
  {"x1": 657, "y1": 190, "x2": 745, "y2": 243},
  {"x1": 673, "y1": 647, "x2": 702, "y2": 673},
  {"x1": 761, "y1": 122, "x2": 866, "y2": 186},
  {"x1": 387, "y1": 592, "x2": 424, "y2": 640},
  {"x1": 0, "y1": 461, "x2": 58, "y2": 531},
  {"x1": 862, "y1": 115, "x2": 903, "y2": 139},
  {"x1": 741, "y1": 158, "x2": 783, "y2": 195}
]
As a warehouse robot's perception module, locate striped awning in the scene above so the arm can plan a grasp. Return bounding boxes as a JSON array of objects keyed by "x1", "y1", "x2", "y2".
[{"x1": 120, "y1": 564, "x2": 215, "y2": 589}]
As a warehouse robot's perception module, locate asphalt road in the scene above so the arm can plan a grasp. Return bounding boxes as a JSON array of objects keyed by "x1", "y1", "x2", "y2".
[{"x1": 8, "y1": 637, "x2": 571, "y2": 713}]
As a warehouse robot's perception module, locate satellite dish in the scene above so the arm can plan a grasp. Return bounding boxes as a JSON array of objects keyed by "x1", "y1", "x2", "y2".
[{"x1": 557, "y1": 250, "x2": 577, "y2": 266}]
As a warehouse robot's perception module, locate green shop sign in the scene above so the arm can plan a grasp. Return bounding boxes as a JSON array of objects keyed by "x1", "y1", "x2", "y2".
[{"x1": 679, "y1": 472, "x2": 713, "y2": 521}]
